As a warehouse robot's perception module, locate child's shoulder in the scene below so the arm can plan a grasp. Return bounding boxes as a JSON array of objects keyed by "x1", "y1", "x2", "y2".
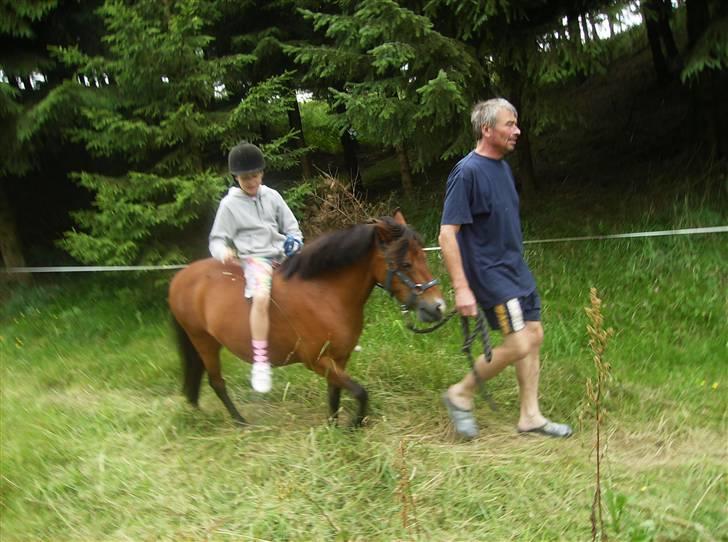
[{"x1": 260, "y1": 184, "x2": 285, "y2": 201}]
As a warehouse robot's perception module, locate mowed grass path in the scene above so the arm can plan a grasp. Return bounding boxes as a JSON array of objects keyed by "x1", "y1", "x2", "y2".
[{"x1": 1, "y1": 230, "x2": 726, "y2": 540}]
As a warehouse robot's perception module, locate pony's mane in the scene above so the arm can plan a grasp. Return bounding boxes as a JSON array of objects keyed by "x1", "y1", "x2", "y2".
[{"x1": 280, "y1": 217, "x2": 422, "y2": 280}]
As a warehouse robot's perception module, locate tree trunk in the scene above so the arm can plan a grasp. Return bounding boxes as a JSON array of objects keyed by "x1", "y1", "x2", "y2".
[
  {"x1": 515, "y1": 131, "x2": 537, "y2": 203},
  {"x1": 580, "y1": 14, "x2": 591, "y2": 42},
  {"x1": 0, "y1": 184, "x2": 31, "y2": 283},
  {"x1": 607, "y1": 12, "x2": 616, "y2": 37},
  {"x1": 500, "y1": 65, "x2": 538, "y2": 202},
  {"x1": 340, "y1": 128, "x2": 363, "y2": 196},
  {"x1": 655, "y1": 1, "x2": 679, "y2": 60},
  {"x1": 287, "y1": 96, "x2": 313, "y2": 179},
  {"x1": 589, "y1": 13, "x2": 600, "y2": 41},
  {"x1": 567, "y1": 10, "x2": 581, "y2": 43},
  {"x1": 686, "y1": 0, "x2": 710, "y2": 49},
  {"x1": 641, "y1": 1, "x2": 671, "y2": 82},
  {"x1": 642, "y1": 0, "x2": 681, "y2": 82},
  {"x1": 395, "y1": 144, "x2": 414, "y2": 197}
]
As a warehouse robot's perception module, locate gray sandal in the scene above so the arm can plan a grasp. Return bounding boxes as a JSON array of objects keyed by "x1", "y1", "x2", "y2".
[
  {"x1": 442, "y1": 393, "x2": 479, "y2": 440},
  {"x1": 518, "y1": 419, "x2": 573, "y2": 438}
]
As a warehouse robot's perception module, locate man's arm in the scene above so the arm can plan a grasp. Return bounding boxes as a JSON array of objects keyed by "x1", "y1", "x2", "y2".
[{"x1": 438, "y1": 224, "x2": 477, "y2": 316}]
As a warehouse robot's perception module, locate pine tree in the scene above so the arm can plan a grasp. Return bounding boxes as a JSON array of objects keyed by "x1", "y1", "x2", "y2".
[
  {"x1": 288, "y1": 0, "x2": 486, "y2": 194},
  {"x1": 1, "y1": 0, "x2": 102, "y2": 274},
  {"x1": 55, "y1": 0, "x2": 300, "y2": 265},
  {"x1": 425, "y1": 0, "x2": 616, "y2": 199}
]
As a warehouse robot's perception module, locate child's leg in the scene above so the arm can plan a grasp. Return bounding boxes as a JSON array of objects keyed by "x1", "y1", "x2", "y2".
[{"x1": 243, "y1": 257, "x2": 274, "y2": 393}]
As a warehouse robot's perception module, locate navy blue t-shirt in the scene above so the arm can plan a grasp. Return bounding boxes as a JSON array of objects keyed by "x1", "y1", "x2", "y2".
[{"x1": 441, "y1": 151, "x2": 535, "y2": 308}]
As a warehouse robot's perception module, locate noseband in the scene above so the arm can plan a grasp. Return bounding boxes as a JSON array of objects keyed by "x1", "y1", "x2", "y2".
[
  {"x1": 376, "y1": 238, "x2": 439, "y2": 310},
  {"x1": 381, "y1": 265, "x2": 440, "y2": 309}
]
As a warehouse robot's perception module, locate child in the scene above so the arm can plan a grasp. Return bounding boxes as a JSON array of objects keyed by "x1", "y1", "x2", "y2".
[{"x1": 209, "y1": 142, "x2": 303, "y2": 393}]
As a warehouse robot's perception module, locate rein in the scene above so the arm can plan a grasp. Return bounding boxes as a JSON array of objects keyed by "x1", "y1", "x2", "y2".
[
  {"x1": 403, "y1": 306, "x2": 498, "y2": 410},
  {"x1": 374, "y1": 235, "x2": 496, "y2": 408}
]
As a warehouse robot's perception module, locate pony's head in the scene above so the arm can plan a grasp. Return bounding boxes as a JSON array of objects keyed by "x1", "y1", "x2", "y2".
[{"x1": 372, "y1": 210, "x2": 445, "y2": 323}]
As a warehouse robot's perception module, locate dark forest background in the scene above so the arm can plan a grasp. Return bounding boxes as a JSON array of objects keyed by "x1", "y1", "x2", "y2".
[{"x1": 2, "y1": 0, "x2": 726, "y2": 271}]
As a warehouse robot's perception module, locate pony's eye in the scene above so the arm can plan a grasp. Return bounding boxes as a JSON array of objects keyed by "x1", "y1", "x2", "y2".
[{"x1": 401, "y1": 262, "x2": 412, "y2": 270}]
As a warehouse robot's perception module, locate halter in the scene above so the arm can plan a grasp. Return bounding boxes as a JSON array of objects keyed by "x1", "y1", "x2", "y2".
[{"x1": 374, "y1": 233, "x2": 440, "y2": 310}]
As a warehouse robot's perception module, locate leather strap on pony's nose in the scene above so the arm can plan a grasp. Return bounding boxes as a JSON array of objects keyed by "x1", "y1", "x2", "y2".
[{"x1": 380, "y1": 266, "x2": 439, "y2": 309}]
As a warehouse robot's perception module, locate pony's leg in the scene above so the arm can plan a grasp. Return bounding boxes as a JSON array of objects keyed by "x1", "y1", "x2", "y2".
[
  {"x1": 210, "y1": 378, "x2": 247, "y2": 426},
  {"x1": 327, "y1": 383, "x2": 342, "y2": 423},
  {"x1": 189, "y1": 333, "x2": 247, "y2": 426},
  {"x1": 313, "y1": 357, "x2": 368, "y2": 427}
]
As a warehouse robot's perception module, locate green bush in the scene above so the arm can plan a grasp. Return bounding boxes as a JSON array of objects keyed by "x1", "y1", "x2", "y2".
[{"x1": 299, "y1": 100, "x2": 342, "y2": 154}]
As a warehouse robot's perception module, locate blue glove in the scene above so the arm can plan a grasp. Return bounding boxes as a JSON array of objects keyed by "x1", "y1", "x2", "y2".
[{"x1": 283, "y1": 235, "x2": 303, "y2": 257}]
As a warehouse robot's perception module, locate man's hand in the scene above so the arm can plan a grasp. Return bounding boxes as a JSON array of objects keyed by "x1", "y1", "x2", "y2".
[{"x1": 454, "y1": 286, "x2": 478, "y2": 317}]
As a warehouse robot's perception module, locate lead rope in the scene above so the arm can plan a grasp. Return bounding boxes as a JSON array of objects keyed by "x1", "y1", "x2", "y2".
[{"x1": 460, "y1": 308, "x2": 498, "y2": 411}]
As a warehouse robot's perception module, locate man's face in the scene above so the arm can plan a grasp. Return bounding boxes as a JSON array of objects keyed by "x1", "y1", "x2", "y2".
[
  {"x1": 485, "y1": 109, "x2": 520, "y2": 156},
  {"x1": 236, "y1": 171, "x2": 263, "y2": 196}
]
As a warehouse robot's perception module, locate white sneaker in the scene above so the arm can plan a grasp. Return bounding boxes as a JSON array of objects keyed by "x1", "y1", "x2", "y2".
[{"x1": 251, "y1": 361, "x2": 272, "y2": 393}]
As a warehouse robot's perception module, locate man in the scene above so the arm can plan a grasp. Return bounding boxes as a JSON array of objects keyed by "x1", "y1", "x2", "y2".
[{"x1": 439, "y1": 98, "x2": 572, "y2": 440}]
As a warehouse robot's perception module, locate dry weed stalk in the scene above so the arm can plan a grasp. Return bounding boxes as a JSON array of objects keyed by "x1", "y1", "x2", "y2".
[
  {"x1": 396, "y1": 439, "x2": 420, "y2": 540},
  {"x1": 299, "y1": 173, "x2": 390, "y2": 238},
  {"x1": 585, "y1": 287, "x2": 614, "y2": 541}
]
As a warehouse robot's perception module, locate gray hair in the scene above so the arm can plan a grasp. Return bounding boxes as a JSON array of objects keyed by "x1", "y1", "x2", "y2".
[{"x1": 471, "y1": 98, "x2": 517, "y2": 140}]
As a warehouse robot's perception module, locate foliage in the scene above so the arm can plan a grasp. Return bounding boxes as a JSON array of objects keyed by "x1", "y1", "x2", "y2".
[
  {"x1": 299, "y1": 99, "x2": 342, "y2": 154},
  {"x1": 53, "y1": 0, "x2": 301, "y2": 264},
  {"x1": 681, "y1": 14, "x2": 728, "y2": 81},
  {"x1": 289, "y1": 0, "x2": 484, "y2": 170},
  {"x1": 0, "y1": 0, "x2": 100, "y2": 177},
  {"x1": 0, "y1": 0, "x2": 58, "y2": 39}
]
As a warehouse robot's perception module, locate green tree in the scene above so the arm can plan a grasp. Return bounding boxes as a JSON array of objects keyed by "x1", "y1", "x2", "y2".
[
  {"x1": 289, "y1": 0, "x2": 485, "y2": 195},
  {"x1": 1, "y1": 0, "x2": 102, "y2": 274},
  {"x1": 209, "y1": 0, "x2": 326, "y2": 179},
  {"x1": 681, "y1": 0, "x2": 728, "y2": 155},
  {"x1": 55, "y1": 0, "x2": 301, "y2": 265},
  {"x1": 426, "y1": 0, "x2": 616, "y2": 199}
]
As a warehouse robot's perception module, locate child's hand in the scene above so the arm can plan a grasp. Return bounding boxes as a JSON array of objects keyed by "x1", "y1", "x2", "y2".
[
  {"x1": 284, "y1": 235, "x2": 303, "y2": 256},
  {"x1": 221, "y1": 248, "x2": 237, "y2": 264}
]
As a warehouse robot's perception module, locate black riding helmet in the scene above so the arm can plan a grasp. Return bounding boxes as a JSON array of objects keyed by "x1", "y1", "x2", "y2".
[{"x1": 228, "y1": 142, "x2": 265, "y2": 176}]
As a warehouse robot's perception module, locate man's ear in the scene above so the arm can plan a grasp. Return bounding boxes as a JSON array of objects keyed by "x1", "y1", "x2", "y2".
[{"x1": 392, "y1": 208, "x2": 407, "y2": 225}]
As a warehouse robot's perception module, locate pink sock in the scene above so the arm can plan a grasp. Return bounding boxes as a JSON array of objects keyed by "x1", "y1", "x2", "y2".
[{"x1": 252, "y1": 340, "x2": 268, "y2": 364}]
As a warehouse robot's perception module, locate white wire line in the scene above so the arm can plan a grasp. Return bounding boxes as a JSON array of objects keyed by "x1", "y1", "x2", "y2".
[
  {"x1": 2, "y1": 264, "x2": 187, "y2": 273},
  {"x1": 3, "y1": 226, "x2": 726, "y2": 272},
  {"x1": 423, "y1": 225, "x2": 728, "y2": 251}
]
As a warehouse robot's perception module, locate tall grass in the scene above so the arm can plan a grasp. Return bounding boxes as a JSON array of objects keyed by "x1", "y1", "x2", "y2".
[{"x1": 1, "y1": 188, "x2": 726, "y2": 541}]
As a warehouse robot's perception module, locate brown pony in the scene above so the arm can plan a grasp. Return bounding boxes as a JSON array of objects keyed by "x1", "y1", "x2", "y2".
[{"x1": 169, "y1": 211, "x2": 445, "y2": 426}]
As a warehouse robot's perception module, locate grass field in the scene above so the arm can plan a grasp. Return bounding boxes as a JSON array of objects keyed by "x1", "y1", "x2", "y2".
[{"x1": 2, "y1": 179, "x2": 727, "y2": 540}]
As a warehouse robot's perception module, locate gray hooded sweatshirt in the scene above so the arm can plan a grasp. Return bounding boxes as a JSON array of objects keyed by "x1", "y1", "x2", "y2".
[{"x1": 209, "y1": 185, "x2": 303, "y2": 261}]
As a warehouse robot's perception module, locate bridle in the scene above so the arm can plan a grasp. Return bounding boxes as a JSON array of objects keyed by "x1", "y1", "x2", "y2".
[
  {"x1": 375, "y1": 236, "x2": 448, "y2": 333},
  {"x1": 380, "y1": 263, "x2": 440, "y2": 310},
  {"x1": 375, "y1": 238, "x2": 439, "y2": 311}
]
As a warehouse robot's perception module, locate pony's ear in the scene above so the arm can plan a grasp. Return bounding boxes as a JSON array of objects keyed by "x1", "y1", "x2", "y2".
[{"x1": 392, "y1": 208, "x2": 407, "y2": 225}]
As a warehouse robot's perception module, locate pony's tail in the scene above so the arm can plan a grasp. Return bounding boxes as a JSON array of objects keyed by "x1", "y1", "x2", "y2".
[{"x1": 172, "y1": 316, "x2": 205, "y2": 405}]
